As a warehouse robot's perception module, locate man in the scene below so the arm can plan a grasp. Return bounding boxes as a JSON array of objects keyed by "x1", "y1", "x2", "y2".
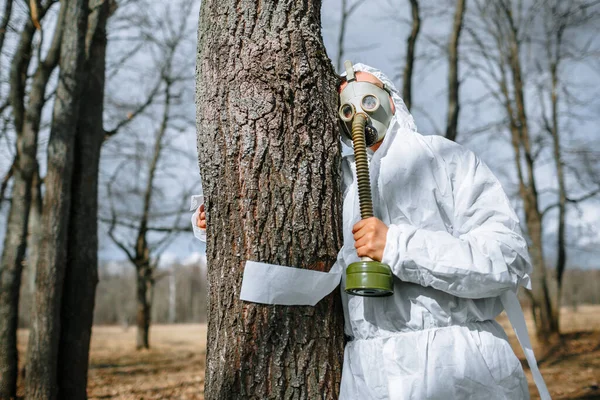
[{"x1": 194, "y1": 63, "x2": 549, "y2": 399}]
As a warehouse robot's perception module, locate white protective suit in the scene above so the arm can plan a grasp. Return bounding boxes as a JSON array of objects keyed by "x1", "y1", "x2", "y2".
[
  {"x1": 194, "y1": 64, "x2": 550, "y2": 399},
  {"x1": 337, "y1": 64, "x2": 533, "y2": 399}
]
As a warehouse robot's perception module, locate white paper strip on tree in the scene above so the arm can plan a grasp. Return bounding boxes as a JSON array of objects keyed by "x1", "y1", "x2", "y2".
[{"x1": 240, "y1": 261, "x2": 342, "y2": 306}]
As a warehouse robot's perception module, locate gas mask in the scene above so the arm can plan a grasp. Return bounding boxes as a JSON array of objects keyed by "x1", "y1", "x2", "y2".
[
  {"x1": 340, "y1": 60, "x2": 394, "y2": 298},
  {"x1": 339, "y1": 61, "x2": 394, "y2": 148}
]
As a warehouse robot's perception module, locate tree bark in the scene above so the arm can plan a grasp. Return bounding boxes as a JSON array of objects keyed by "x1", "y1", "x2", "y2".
[
  {"x1": 26, "y1": 163, "x2": 43, "y2": 294},
  {"x1": 135, "y1": 263, "x2": 153, "y2": 350},
  {"x1": 402, "y1": 0, "x2": 420, "y2": 111},
  {"x1": 0, "y1": 3, "x2": 63, "y2": 398},
  {"x1": 8, "y1": 20, "x2": 36, "y2": 139},
  {"x1": 445, "y1": 0, "x2": 466, "y2": 142},
  {"x1": 25, "y1": 0, "x2": 90, "y2": 398},
  {"x1": 550, "y1": 70, "x2": 566, "y2": 331},
  {"x1": 196, "y1": 0, "x2": 344, "y2": 398},
  {"x1": 57, "y1": 1, "x2": 110, "y2": 397},
  {"x1": 547, "y1": 32, "x2": 567, "y2": 330}
]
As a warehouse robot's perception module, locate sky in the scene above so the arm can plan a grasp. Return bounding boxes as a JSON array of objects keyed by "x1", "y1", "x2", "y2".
[{"x1": 0, "y1": 0, "x2": 599, "y2": 270}]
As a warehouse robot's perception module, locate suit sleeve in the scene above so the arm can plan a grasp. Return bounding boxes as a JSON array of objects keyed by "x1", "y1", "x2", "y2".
[{"x1": 381, "y1": 140, "x2": 532, "y2": 299}]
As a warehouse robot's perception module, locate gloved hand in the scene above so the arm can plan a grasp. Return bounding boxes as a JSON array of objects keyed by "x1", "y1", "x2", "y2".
[
  {"x1": 352, "y1": 217, "x2": 389, "y2": 262},
  {"x1": 196, "y1": 204, "x2": 206, "y2": 229}
]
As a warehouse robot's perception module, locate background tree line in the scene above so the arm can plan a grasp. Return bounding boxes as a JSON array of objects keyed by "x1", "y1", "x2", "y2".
[
  {"x1": 0, "y1": 0, "x2": 598, "y2": 398},
  {"x1": 15, "y1": 259, "x2": 209, "y2": 328},
  {"x1": 11, "y1": 260, "x2": 600, "y2": 331}
]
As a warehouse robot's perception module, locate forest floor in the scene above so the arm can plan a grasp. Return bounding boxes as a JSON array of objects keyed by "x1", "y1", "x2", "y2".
[{"x1": 16, "y1": 305, "x2": 600, "y2": 399}]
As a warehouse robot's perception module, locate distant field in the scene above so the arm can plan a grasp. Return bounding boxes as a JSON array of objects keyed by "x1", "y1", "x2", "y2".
[
  {"x1": 17, "y1": 305, "x2": 600, "y2": 399},
  {"x1": 17, "y1": 325, "x2": 207, "y2": 399}
]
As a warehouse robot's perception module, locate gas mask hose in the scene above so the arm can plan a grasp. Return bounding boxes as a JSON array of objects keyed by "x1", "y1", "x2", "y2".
[
  {"x1": 351, "y1": 113, "x2": 374, "y2": 220},
  {"x1": 342, "y1": 61, "x2": 394, "y2": 297}
]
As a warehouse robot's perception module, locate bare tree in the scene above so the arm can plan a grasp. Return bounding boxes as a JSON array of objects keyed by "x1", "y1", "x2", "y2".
[
  {"x1": 102, "y1": 0, "x2": 198, "y2": 350},
  {"x1": 0, "y1": 2, "x2": 62, "y2": 397},
  {"x1": 466, "y1": 0, "x2": 556, "y2": 340},
  {"x1": 535, "y1": 0, "x2": 600, "y2": 329},
  {"x1": 445, "y1": 0, "x2": 467, "y2": 141},
  {"x1": 463, "y1": 0, "x2": 600, "y2": 340},
  {"x1": 57, "y1": 0, "x2": 114, "y2": 397},
  {"x1": 25, "y1": 0, "x2": 90, "y2": 397},
  {"x1": 197, "y1": 0, "x2": 344, "y2": 397}
]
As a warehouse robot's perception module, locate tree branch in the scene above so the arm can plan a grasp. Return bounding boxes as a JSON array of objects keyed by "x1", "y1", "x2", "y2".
[
  {"x1": 103, "y1": 77, "x2": 162, "y2": 140},
  {"x1": 99, "y1": 216, "x2": 189, "y2": 233},
  {"x1": 8, "y1": 0, "x2": 56, "y2": 136},
  {"x1": 106, "y1": 175, "x2": 137, "y2": 263},
  {"x1": 541, "y1": 188, "x2": 600, "y2": 218},
  {"x1": 0, "y1": 156, "x2": 16, "y2": 209}
]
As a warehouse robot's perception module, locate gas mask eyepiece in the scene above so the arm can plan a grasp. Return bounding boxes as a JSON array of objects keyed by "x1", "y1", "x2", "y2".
[{"x1": 339, "y1": 61, "x2": 394, "y2": 148}]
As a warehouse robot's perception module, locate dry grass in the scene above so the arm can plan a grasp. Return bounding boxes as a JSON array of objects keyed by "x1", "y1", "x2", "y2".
[
  {"x1": 498, "y1": 305, "x2": 600, "y2": 400},
  {"x1": 16, "y1": 305, "x2": 600, "y2": 399},
  {"x1": 17, "y1": 325, "x2": 207, "y2": 399}
]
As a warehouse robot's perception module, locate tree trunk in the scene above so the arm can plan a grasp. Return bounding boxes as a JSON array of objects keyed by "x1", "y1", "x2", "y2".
[
  {"x1": 504, "y1": 7, "x2": 557, "y2": 340},
  {"x1": 57, "y1": 1, "x2": 110, "y2": 397},
  {"x1": 130, "y1": 77, "x2": 172, "y2": 350},
  {"x1": 136, "y1": 264, "x2": 153, "y2": 350},
  {"x1": 168, "y1": 273, "x2": 176, "y2": 323},
  {"x1": 0, "y1": 4, "x2": 63, "y2": 398},
  {"x1": 445, "y1": 0, "x2": 466, "y2": 142},
  {"x1": 403, "y1": 0, "x2": 420, "y2": 111},
  {"x1": 549, "y1": 57, "x2": 567, "y2": 330},
  {"x1": 196, "y1": 0, "x2": 344, "y2": 398},
  {"x1": 0, "y1": 17, "x2": 37, "y2": 400},
  {"x1": 25, "y1": 0, "x2": 90, "y2": 398},
  {"x1": 27, "y1": 164, "x2": 43, "y2": 294},
  {"x1": 0, "y1": 202, "x2": 25, "y2": 400}
]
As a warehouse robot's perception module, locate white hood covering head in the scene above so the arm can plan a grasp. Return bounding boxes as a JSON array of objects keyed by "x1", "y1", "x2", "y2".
[{"x1": 339, "y1": 63, "x2": 417, "y2": 149}]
